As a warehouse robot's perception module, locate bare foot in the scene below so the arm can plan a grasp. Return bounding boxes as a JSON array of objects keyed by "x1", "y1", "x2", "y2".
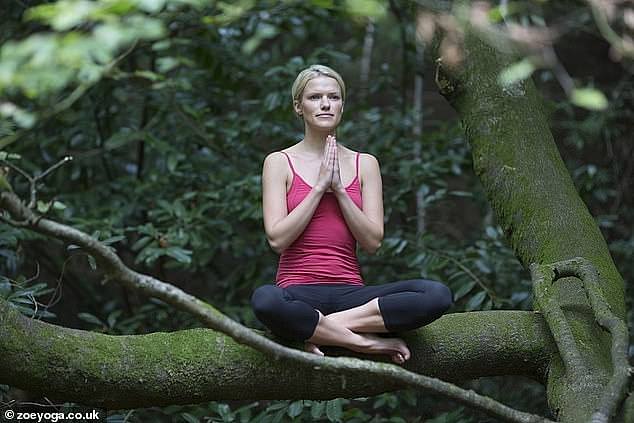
[
  {"x1": 305, "y1": 342, "x2": 324, "y2": 356},
  {"x1": 353, "y1": 333, "x2": 410, "y2": 364}
]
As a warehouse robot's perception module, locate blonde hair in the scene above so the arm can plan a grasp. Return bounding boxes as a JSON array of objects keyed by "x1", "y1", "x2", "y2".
[{"x1": 291, "y1": 64, "x2": 346, "y2": 113}]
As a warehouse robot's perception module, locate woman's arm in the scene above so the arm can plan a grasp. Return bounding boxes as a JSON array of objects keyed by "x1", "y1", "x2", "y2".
[
  {"x1": 262, "y1": 151, "x2": 329, "y2": 254},
  {"x1": 334, "y1": 153, "x2": 384, "y2": 254}
]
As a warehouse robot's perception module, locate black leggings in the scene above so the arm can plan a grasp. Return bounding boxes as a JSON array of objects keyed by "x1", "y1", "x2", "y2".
[{"x1": 250, "y1": 279, "x2": 453, "y2": 341}]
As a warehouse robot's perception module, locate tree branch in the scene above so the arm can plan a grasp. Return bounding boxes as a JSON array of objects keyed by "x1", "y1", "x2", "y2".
[
  {"x1": 531, "y1": 258, "x2": 631, "y2": 423},
  {"x1": 433, "y1": 25, "x2": 626, "y2": 421},
  {"x1": 0, "y1": 191, "x2": 553, "y2": 423},
  {"x1": 0, "y1": 297, "x2": 554, "y2": 409}
]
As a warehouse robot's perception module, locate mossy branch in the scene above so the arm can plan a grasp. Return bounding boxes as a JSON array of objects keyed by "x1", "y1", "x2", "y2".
[
  {"x1": 0, "y1": 191, "x2": 552, "y2": 423},
  {"x1": 530, "y1": 257, "x2": 631, "y2": 422}
]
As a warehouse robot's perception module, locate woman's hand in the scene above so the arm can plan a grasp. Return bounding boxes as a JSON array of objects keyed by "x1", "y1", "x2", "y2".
[
  {"x1": 315, "y1": 135, "x2": 335, "y2": 193},
  {"x1": 330, "y1": 136, "x2": 344, "y2": 193}
]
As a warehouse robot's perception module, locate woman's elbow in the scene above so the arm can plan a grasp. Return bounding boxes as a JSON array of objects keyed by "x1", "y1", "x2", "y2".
[
  {"x1": 267, "y1": 237, "x2": 285, "y2": 255},
  {"x1": 362, "y1": 240, "x2": 382, "y2": 255}
]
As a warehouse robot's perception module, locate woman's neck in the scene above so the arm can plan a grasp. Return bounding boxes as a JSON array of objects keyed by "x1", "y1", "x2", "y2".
[{"x1": 298, "y1": 127, "x2": 335, "y2": 156}]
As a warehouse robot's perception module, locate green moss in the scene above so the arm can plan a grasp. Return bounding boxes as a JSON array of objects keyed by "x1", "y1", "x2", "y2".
[
  {"x1": 436, "y1": 29, "x2": 626, "y2": 421},
  {"x1": 1, "y1": 298, "x2": 556, "y2": 408}
]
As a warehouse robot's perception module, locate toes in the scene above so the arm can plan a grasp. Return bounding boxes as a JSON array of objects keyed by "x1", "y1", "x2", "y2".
[
  {"x1": 305, "y1": 342, "x2": 325, "y2": 356},
  {"x1": 393, "y1": 353, "x2": 405, "y2": 364},
  {"x1": 403, "y1": 349, "x2": 411, "y2": 361}
]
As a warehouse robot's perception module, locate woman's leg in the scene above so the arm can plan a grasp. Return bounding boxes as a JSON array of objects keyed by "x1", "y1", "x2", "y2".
[
  {"x1": 325, "y1": 279, "x2": 453, "y2": 333},
  {"x1": 325, "y1": 298, "x2": 387, "y2": 332},
  {"x1": 306, "y1": 279, "x2": 452, "y2": 363},
  {"x1": 251, "y1": 284, "x2": 410, "y2": 363},
  {"x1": 250, "y1": 285, "x2": 321, "y2": 341},
  {"x1": 306, "y1": 309, "x2": 411, "y2": 364}
]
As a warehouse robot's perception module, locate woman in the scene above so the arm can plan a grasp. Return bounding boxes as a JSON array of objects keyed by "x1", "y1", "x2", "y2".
[{"x1": 251, "y1": 64, "x2": 452, "y2": 364}]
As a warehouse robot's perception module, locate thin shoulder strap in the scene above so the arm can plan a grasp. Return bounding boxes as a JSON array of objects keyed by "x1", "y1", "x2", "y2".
[
  {"x1": 356, "y1": 152, "x2": 361, "y2": 178},
  {"x1": 280, "y1": 151, "x2": 296, "y2": 175}
]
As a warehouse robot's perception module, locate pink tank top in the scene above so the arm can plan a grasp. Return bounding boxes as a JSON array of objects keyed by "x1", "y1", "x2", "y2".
[{"x1": 275, "y1": 151, "x2": 365, "y2": 288}]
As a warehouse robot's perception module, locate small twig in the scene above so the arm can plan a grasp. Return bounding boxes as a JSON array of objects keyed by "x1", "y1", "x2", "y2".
[
  {"x1": 0, "y1": 210, "x2": 30, "y2": 227},
  {"x1": 36, "y1": 156, "x2": 73, "y2": 182},
  {"x1": 587, "y1": 0, "x2": 633, "y2": 60},
  {"x1": 542, "y1": 47, "x2": 575, "y2": 96},
  {"x1": 0, "y1": 191, "x2": 553, "y2": 423},
  {"x1": 0, "y1": 159, "x2": 32, "y2": 184},
  {"x1": 27, "y1": 156, "x2": 73, "y2": 208},
  {"x1": 1, "y1": 156, "x2": 73, "y2": 209}
]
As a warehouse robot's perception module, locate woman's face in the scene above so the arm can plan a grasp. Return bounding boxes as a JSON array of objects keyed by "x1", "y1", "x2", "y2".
[{"x1": 294, "y1": 76, "x2": 343, "y2": 132}]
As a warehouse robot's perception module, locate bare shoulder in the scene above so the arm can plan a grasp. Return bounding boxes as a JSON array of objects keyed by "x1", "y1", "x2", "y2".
[
  {"x1": 359, "y1": 152, "x2": 380, "y2": 172},
  {"x1": 262, "y1": 151, "x2": 291, "y2": 181},
  {"x1": 263, "y1": 151, "x2": 288, "y2": 169},
  {"x1": 356, "y1": 152, "x2": 381, "y2": 186}
]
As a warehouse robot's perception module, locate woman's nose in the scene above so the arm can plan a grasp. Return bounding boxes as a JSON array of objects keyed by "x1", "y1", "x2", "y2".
[{"x1": 320, "y1": 96, "x2": 330, "y2": 109}]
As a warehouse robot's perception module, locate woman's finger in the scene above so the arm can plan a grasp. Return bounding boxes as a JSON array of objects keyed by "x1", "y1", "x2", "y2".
[{"x1": 324, "y1": 136, "x2": 331, "y2": 164}]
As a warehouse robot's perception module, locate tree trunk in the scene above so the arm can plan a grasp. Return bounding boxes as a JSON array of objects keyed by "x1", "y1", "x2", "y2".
[
  {"x1": 0, "y1": 297, "x2": 555, "y2": 409},
  {"x1": 433, "y1": 28, "x2": 627, "y2": 422}
]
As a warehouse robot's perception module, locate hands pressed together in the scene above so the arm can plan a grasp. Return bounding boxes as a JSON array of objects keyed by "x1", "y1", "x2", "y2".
[{"x1": 316, "y1": 134, "x2": 345, "y2": 194}]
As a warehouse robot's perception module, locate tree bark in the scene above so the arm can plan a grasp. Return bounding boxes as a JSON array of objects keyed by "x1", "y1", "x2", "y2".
[
  {"x1": 0, "y1": 297, "x2": 555, "y2": 409},
  {"x1": 433, "y1": 28, "x2": 627, "y2": 422}
]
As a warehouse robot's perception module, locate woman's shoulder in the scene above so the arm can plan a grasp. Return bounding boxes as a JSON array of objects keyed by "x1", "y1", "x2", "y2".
[
  {"x1": 262, "y1": 151, "x2": 292, "y2": 179},
  {"x1": 350, "y1": 150, "x2": 380, "y2": 170}
]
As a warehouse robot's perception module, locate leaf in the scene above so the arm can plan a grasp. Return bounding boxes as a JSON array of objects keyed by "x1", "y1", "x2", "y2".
[
  {"x1": 345, "y1": 0, "x2": 387, "y2": 18},
  {"x1": 271, "y1": 407, "x2": 286, "y2": 423},
  {"x1": 157, "y1": 57, "x2": 180, "y2": 73},
  {"x1": 87, "y1": 254, "x2": 97, "y2": 270},
  {"x1": 107, "y1": 310, "x2": 122, "y2": 328},
  {"x1": 287, "y1": 401, "x2": 303, "y2": 418},
  {"x1": 0, "y1": 279, "x2": 11, "y2": 297},
  {"x1": 102, "y1": 235, "x2": 125, "y2": 245},
  {"x1": 498, "y1": 58, "x2": 535, "y2": 86},
  {"x1": 453, "y1": 280, "x2": 476, "y2": 301},
  {"x1": 310, "y1": 401, "x2": 325, "y2": 419},
  {"x1": 77, "y1": 312, "x2": 104, "y2": 326},
  {"x1": 12, "y1": 303, "x2": 36, "y2": 317},
  {"x1": 36, "y1": 201, "x2": 51, "y2": 213},
  {"x1": 485, "y1": 226, "x2": 498, "y2": 238},
  {"x1": 137, "y1": 0, "x2": 167, "y2": 13},
  {"x1": 167, "y1": 154, "x2": 179, "y2": 173},
  {"x1": 326, "y1": 399, "x2": 342, "y2": 422},
  {"x1": 465, "y1": 291, "x2": 487, "y2": 311},
  {"x1": 134, "y1": 70, "x2": 164, "y2": 81},
  {"x1": 571, "y1": 87, "x2": 608, "y2": 111},
  {"x1": 131, "y1": 236, "x2": 153, "y2": 251},
  {"x1": 165, "y1": 247, "x2": 192, "y2": 264},
  {"x1": 52, "y1": 201, "x2": 67, "y2": 210},
  {"x1": 26, "y1": 1, "x2": 97, "y2": 31},
  {"x1": 474, "y1": 259, "x2": 492, "y2": 274},
  {"x1": 34, "y1": 309, "x2": 56, "y2": 319},
  {"x1": 181, "y1": 412, "x2": 199, "y2": 423},
  {"x1": 449, "y1": 190, "x2": 472, "y2": 197}
]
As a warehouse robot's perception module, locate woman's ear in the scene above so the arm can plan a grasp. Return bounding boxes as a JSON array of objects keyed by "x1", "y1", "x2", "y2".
[{"x1": 293, "y1": 100, "x2": 302, "y2": 116}]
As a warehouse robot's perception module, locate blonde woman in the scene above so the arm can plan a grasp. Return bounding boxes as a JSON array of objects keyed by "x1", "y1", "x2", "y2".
[{"x1": 251, "y1": 64, "x2": 452, "y2": 364}]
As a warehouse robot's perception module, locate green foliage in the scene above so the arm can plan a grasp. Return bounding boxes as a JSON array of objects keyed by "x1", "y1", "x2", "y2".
[
  {"x1": 0, "y1": 274, "x2": 57, "y2": 320},
  {"x1": 0, "y1": 0, "x2": 631, "y2": 421},
  {"x1": 570, "y1": 87, "x2": 608, "y2": 111}
]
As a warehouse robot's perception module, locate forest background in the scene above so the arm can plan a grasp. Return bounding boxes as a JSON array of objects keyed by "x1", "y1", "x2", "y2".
[{"x1": 0, "y1": 0, "x2": 632, "y2": 421}]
